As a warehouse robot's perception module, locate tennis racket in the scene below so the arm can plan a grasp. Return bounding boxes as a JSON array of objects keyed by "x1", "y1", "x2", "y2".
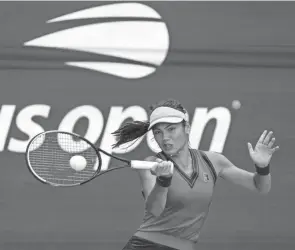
[{"x1": 25, "y1": 130, "x2": 157, "y2": 187}]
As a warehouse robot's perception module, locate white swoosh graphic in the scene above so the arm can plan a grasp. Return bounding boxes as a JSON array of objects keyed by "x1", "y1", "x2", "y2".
[
  {"x1": 25, "y1": 22, "x2": 169, "y2": 66},
  {"x1": 48, "y1": 2, "x2": 161, "y2": 23},
  {"x1": 24, "y1": 3, "x2": 170, "y2": 79},
  {"x1": 66, "y1": 62, "x2": 156, "y2": 79}
]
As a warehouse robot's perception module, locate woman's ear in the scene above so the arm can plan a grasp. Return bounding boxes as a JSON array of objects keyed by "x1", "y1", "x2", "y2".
[{"x1": 185, "y1": 122, "x2": 191, "y2": 135}]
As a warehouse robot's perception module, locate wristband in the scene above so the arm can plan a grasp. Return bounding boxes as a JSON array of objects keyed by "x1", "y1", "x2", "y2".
[
  {"x1": 255, "y1": 164, "x2": 270, "y2": 176},
  {"x1": 156, "y1": 176, "x2": 172, "y2": 187}
]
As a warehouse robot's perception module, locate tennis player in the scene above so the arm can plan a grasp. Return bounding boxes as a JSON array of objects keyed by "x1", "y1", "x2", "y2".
[{"x1": 112, "y1": 99, "x2": 279, "y2": 250}]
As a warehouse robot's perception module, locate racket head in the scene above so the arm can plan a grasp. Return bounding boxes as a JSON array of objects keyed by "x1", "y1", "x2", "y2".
[{"x1": 26, "y1": 130, "x2": 102, "y2": 187}]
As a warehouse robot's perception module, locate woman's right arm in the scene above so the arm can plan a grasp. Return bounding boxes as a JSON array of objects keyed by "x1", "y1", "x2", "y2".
[{"x1": 136, "y1": 156, "x2": 174, "y2": 217}]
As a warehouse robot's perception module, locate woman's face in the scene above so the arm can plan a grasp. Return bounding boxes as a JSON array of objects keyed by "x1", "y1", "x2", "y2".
[{"x1": 152, "y1": 122, "x2": 188, "y2": 155}]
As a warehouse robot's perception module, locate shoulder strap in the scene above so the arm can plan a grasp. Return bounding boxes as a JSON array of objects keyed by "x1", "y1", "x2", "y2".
[
  {"x1": 199, "y1": 150, "x2": 217, "y2": 184},
  {"x1": 156, "y1": 152, "x2": 168, "y2": 161}
]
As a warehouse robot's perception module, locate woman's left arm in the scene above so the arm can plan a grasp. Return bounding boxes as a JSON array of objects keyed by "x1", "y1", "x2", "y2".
[{"x1": 207, "y1": 130, "x2": 279, "y2": 194}]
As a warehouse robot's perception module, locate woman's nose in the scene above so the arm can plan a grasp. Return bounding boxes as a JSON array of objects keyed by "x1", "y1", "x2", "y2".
[{"x1": 163, "y1": 132, "x2": 170, "y2": 141}]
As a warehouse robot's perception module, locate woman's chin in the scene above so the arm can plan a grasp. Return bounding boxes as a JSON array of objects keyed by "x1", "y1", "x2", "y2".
[{"x1": 163, "y1": 148, "x2": 178, "y2": 156}]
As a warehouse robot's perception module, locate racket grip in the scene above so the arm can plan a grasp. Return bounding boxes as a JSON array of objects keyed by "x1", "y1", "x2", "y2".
[{"x1": 130, "y1": 160, "x2": 158, "y2": 170}]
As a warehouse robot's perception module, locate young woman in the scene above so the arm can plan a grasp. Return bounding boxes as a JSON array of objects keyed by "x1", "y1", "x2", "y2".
[{"x1": 112, "y1": 99, "x2": 279, "y2": 250}]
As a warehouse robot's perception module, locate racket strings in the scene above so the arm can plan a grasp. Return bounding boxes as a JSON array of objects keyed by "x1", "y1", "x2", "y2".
[{"x1": 27, "y1": 132, "x2": 100, "y2": 186}]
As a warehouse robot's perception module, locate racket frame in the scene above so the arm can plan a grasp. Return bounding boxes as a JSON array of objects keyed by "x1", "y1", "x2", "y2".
[
  {"x1": 26, "y1": 130, "x2": 106, "y2": 187},
  {"x1": 26, "y1": 130, "x2": 153, "y2": 187}
]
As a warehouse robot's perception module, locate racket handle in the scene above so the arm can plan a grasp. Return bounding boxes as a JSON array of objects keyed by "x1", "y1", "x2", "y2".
[{"x1": 130, "y1": 160, "x2": 158, "y2": 170}]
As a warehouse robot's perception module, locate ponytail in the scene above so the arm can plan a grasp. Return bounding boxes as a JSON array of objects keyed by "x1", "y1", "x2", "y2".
[{"x1": 112, "y1": 121, "x2": 150, "y2": 148}]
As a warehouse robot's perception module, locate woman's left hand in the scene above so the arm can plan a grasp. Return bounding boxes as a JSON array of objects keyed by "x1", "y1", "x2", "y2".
[{"x1": 247, "y1": 130, "x2": 280, "y2": 168}]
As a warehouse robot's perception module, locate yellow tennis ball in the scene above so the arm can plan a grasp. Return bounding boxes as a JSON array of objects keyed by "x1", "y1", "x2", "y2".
[{"x1": 70, "y1": 155, "x2": 87, "y2": 171}]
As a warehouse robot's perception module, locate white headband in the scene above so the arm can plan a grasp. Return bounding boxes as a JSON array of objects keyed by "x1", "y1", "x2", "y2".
[{"x1": 148, "y1": 106, "x2": 189, "y2": 130}]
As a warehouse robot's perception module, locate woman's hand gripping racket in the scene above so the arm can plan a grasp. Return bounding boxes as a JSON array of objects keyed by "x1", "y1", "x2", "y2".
[{"x1": 25, "y1": 130, "x2": 158, "y2": 187}]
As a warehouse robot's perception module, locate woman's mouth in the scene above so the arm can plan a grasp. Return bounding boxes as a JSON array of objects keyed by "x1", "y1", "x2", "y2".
[{"x1": 163, "y1": 143, "x2": 173, "y2": 151}]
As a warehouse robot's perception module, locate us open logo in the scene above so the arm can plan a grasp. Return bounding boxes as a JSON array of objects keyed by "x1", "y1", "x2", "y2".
[{"x1": 24, "y1": 2, "x2": 170, "y2": 79}]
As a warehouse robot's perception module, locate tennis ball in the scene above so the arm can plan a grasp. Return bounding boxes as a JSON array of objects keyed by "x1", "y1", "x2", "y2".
[
  {"x1": 70, "y1": 155, "x2": 87, "y2": 171},
  {"x1": 232, "y1": 100, "x2": 241, "y2": 110}
]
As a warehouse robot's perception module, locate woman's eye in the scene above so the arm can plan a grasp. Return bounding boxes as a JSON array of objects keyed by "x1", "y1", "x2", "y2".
[{"x1": 168, "y1": 127, "x2": 175, "y2": 131}]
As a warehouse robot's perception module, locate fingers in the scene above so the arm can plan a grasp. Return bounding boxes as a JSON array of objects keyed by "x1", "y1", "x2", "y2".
[
  {"x1": 150, "y1": 161, "x2": 174, "y2": 177},
  {"x1": 258, "y1": 130, "x2": 280, "y2": 152},
  {"x1": 150, "y1": 158, "x2": 163, "y2": 175},
  {"x1": 154, "y1": 158, "x2": 163, "y2": 163},
  {"x1": 263, "y1": 131, "x2": 273, "y2": 145},
  {"x1": 157, "y1": 161, "x2": 173, "y2": 177},
  {"x1": 247, "y1": 142, "x2": 254, "y2": 154},
  {"x1": 271, "y1": 145, "x2": 280, "y2": 153},
  {"x1": 258, "y1": 130, "x2": 267, "y2": 144},
  {"x1": 258, "y1": 130, "x2": 277, "y2": 147},
  {"x1": 268, "y1": 137, "x2": 276, "y2": 148}
]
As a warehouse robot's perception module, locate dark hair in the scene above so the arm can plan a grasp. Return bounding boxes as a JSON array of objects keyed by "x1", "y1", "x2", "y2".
[{"x1": 112, "y1": 99, "x2": 187, "y2": 148}]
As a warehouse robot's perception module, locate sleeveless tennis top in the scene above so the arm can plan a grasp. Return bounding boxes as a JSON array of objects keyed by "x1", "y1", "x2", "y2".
[{"x1": 136, "y1": 149, "x2": 217, "y2": 244}]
